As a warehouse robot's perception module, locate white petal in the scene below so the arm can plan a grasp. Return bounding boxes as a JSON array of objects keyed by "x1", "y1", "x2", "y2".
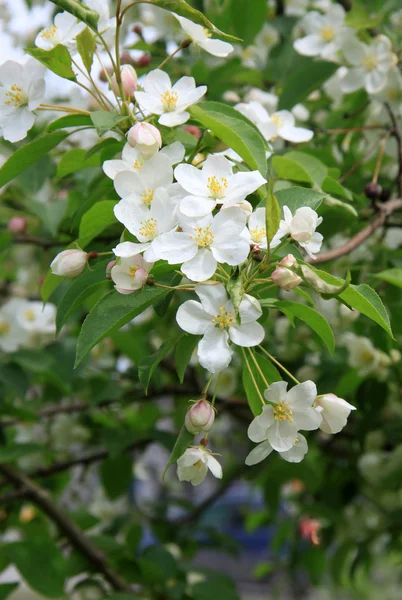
[
  {"x1": 267, "y1": 421, "x2": 298, "y2": 452},
  {"x1": 203, "y1": 38, "x2": 234, "y2": 58},
  {"x1": 176, "y1": 300, "x2": 213, "y2": 335},
  {"x1": 280, "y1": 434, "x2": 308, "y2": 463},
  {"x1": 151, "y1": 231, "x2": 197, "y2": 263},
  {"x1": 264, "y1": 381, "x2": 288, "y2": 404},
  {"x1": 239, "y1": 294, "x2": 262, "y2": 324},
  {"x1": 180, "y1": 196, "x2": 216, "y2": 217},
  {"x1": 195, "y1": 283, "x2": 228, "y2": 315},
  {"x1": 245, "y1": 440, "x2": 274, "y2": 466},
  {"x1": 206, "y1": 454, "x2": 223, "y2": 478},
  {"x1": 287, "y1": 381, "x2": 317, "y2": 408},
  {"x1": 211, "y1": 238, "x2": 250, "y2": 267},
  {"x1": 113, "y1": 241, "x2": 145, "y2": 258},
  {"x1": 182, "y1": 248, "x2": 217, "y2": 282},
  {"x1": 174, "y1": 163, "x2": 207, "y2": 196},
  {"x1": 160, "y1": 141, "x2": 185, "y2": 165},
  {"x1": 248, "y1": 406, "x2": 275, "y2": 442},
  {"x1": 159, "y1": 111, "x2": 190, "y2": 126},
  {"x1": 143, "y1": 68, "x2": 172, "y2": 96},
  {"x1": 293, "y1": 407, "x2": 322, "y2": 431},
  {"x1": 198, "y1": 327, "x2": 233, "y2": 373},
  {"x1": 340, "y1": 68, "x2": 365, "y2": 93},
  {"x1": 294, "y1": 35, "x2": 327, "y2": 56},
  {"x1": 279, "y1": 124, "x2": 313, "y2": 143},
  {"x1": 229, "y1": 321, "x2": 265, "y2": 347},
  {"x1": 225, "y1": 171, "x2": 267, "y2": 203}
]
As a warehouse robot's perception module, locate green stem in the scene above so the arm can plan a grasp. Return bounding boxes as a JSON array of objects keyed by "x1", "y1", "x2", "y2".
[
  {"x1": 258, "y1": 346, "x2": 300, "y2": 385},
  {"x1": 158, "y1": 40, "x2": 191, "y2": 70},
  {"x1": 241, "y1": 348, "x2": 265, "y2": 405},
  {"x1": 202, "y1": 373, "x2": 214, "y2": 398},
  {"x1": 247, "y1": 348, "x2": 270, "y2": 388}
]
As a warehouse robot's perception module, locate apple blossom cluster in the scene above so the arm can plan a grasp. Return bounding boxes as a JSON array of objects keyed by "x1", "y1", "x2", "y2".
[{"x1": 0, "y1": 298, "x2": 56, "y2": 352}]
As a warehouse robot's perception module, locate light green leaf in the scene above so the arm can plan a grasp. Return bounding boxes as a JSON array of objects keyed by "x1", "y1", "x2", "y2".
[
  {"x1": 57, "y1": 148, "x2": 101, "y2": 177},
  {"x1": 373, "y1": 268, "x2": 402, "y2": 289},
  {"x1": 345, "y1": 5, "x2": 382, "y2": 29},
  {"x1": 275, "y1": 187, "x2": 326, "y2": 213},
  {"x1": 322, "y1": 195, "x2": 358, "y2": 217},
  {"x1": 322, "y1": 176, "x2": 353, "y2": 200},
  {"x1": 175, "y1": 334, "x2": 200, "y2": 383},
  {"x1": 189, "y1": 102, "x2": 268, "y2": 176},
  {"x1": 278, "y1": 59, "x2": 338, "y2": 110},
  {"x1": 285, "y1": 151, "x2": 328, "y2": 187},
  {"x1": 76, "y1": 27, "x2": 95, "y2": 72},
  {"x1": 90, "y1": 111, "x2": 128, "y2": 135},
  {"x1": 243, "y1": 353, "x2": 282, "y2": 416},
  {"x1": 0, "y1": 131, "x2": 69, "y2": 187},
  {"x1": 138, "y1": 336, "x2": 180, "y2": 392},
  {"x1": 266, "y1": 179, "x2": 281, "y2": 246},
  {"x1": 230, "y1": 0, "x2": 267, "y2": 45},
  {"x1": 49, "y1": 0, "x2": 99, "y2": 30},
  {"x1": 78, "y1": 200, "x2": 116, "y2": 239},
  {"x1": 75, "y1": 287, "x2": 169, "y2": 366},
  {"x1": 25, "y1": 44, "x2": 76, "y2": 81},
  {"x1": 162, "y1": 425, "x2": 194, "y2": 479},
  {"x1": 46, "y1": 114, "x2": 93, "y2": 132},
  {"x1": 272, "y1": 156, "x2": 313, "y2": 185}
]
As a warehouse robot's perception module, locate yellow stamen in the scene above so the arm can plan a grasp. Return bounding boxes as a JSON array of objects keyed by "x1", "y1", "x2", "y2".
[
  {"x1": 273, "y1": 401, "x2": 293, "y2": 423},
  {"x1": 133, "y1": 158, "x2": 144, "y2": 170},
  {"x1": 190, "y1": 225, "x2": 214, "y2": 248},
  {"x1": 5, "y1": 84, "x2": 27, "y2": 108},
  {"x1": 138, "y1": 217, "x2": 157, "y2": 239},
  {"x1": 211, "y1": 305, "x2": 236, "y2": 329},
  {"x1": 203, "y1": 28, "x2": 212, "y2": 38},
  {"x1": 194, "y1": 460, "x2": 204, "y2": 468},
  {"x1": 271, "y1": 113, "x2": 284, "y2": 128},
  {"x1": 0, "y1": 322, "x2": 10, "y2": 335},
  {"x1": 24, "y1": 309, "x2": 36, "y2": 322},
  {"x1": 40, "y1": 24, "x2": 58, "y2": 40},
  {"x1": 160, "y1": 90, "x2": 178, "y2": 111},
  {"x1": 250, "y1": 226, "x2": 266, "y2": 243},
  {"x1": 140, "y1": 188, "x2": 154, "y2": 207},
  {"x1": 361, "y1": 54, "x2": 378, "y2": 72},
  {"x1": 321, "y1": 25, "x2": 335, "y2": 42},
  {"x1": 207, "y1": 175, "x2": 228, "y2": 200},
  {"x1": 129, "y1": 266, "x2": 139, "y2": 277}
]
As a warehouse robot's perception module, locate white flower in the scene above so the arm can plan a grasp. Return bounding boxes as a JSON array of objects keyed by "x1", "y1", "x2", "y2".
[
  {"x1": 0, "y1": 58, "x2": 46, "y2": 142},
  {"x1": 0, "y1": 299, "x2": 30, "y2": 352},
  {"x1": 294, "y1": 5, "x2": 353, "y2": 61},
  {"x1": 85, "y1": 0, "x2": 115, "y2": 41},
  {"x1": 16, "y1": 301, "x2": 56, "y2": 335},
  {"x1": 277, "y1": 205, "x2": 323, "y2": 259},
  {"x1": 134, "y1": 69, "x2": 207, "y2": 126},
  {"x1": 177, "y1": 447, "x2": 222, "y2": 486},
  {"x1": 175, "y1": 154, "x2": 266, "y2": 217},
  {"x1": 103, "y1": 141, "x2": 184, "y2": 180},
  {"x1": 243, "y1": 207, "x2": 267, "y2": 249},
  {"x1": 111, "y1": 252, "x2": 153, "y2": 295},
  {"x1": 176, "y1": 283, "x2": 265, "y2": 373},
  {"x1": 235, "y1": 101, "x2": 313, "y2": 144},
  {"x1": 247, "y1": 381, "x2": 322, "y2": 454},
  {"x1": 35, "y1": 11, "x2": 85, "y2": 50},
  {"x1": 113, "y1": 188, "x2": 177, "y2": 261},
  {"x1": 113, "y1": 152, "x2": 174, "y2": 205},
  {"x1": 246, "y1": 433, "x2": 309, "y2": 466},
  {"x1": 342, "y1": 333, "x2": 390, "y2": 379},
  {"x1": 316, "y1": 393, "x2": 356, "y2": 434},
  {"x1": 50, "y1": 249, "x2": 87, "y2": 277},
  {"x1": 174, "y1": 15, "x2": 233, "y2": 57},
  {"x1": 151, "y1": 207, "x2": 250, "y2": 282},
  {"x1": 341, "y1": 35, "x2": 397, "y2": 95}
]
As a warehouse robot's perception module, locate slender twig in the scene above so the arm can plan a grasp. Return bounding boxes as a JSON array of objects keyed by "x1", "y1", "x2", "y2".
[
  {"x1": 384, "y1": 102, "x2": 402, "y2": 197},
  {"x1": 241, "y1": 348, "x2": 265, "y2": 405},
  {"x1": 157, "y1": 41, "x2": 190, "y2": 70},
  {"x1": 258, "y1": 346, "x2": 301, "y2": 385},
  {"x1": 339, "y1": 133, "x2": 389, "y2": 183},
  {"x1": 372, "y1": 135, "x2": 389, "y2": 185},
  {"x1": 247, "y1": 348, "x2": 270, "y2": 388},
  {"x1": 317, "y1": 125, "x2": 387, "y2": 134}
]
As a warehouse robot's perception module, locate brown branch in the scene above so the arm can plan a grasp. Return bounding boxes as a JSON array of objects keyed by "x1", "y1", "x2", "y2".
[
  {"x1": 384, "y1": 102, "x2": 402, "y2": 197},
  {"x1": 0, "y1": 463, "x2": 132, "y2": 591},
  {"x1": 311, "y1": 198, "x2": 402, "y2": 264}
]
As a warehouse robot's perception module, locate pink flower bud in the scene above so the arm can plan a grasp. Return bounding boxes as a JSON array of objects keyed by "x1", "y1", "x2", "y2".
[
  {"x1": 111, "y1": 65, "x2": 138, "y2": 98},
  {"x1": 185, "y1": 400, "x2": 215, "y2": 434},
  {"x1": 136, "y1": 54, "x2": 152, "y2": 68},
  {"x1": 185, "y1": 125, "x2": 202, "y2": 139},
  {"x1": 106, "y1": 260, "x2": 116, "y2": 280},
  {"x1": 8, "y1": 217, "x2": 27, "y2": 234},
  {"x1": 271, "y1": 267, "x2": 302, "y2": 291},
  {"x1": 299, "y1": 517, "x2": 321, "y2": 545},
  {"x1": 50, "y1": 249, "x2": 88, "y2": 278},
  {"x1": 133, "y1": 267, "x2": 148, "y2": 286},
  {"x1": 127, "y1": 122, "x2": 162, "y2": 158},
  {"x1": 280, "y1": 254, "x2": 297, "y2": 268}
]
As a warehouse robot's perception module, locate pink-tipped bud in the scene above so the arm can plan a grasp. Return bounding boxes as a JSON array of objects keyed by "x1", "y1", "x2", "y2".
[
  {"x1": 8, "y1": 217, "x2": 27, "y2": 234},
  {"x1": 136, "y1": 54, "x2": 152, "y2": 68},
  {"x1": 271, "y1": 267, "x2": 302, "y2": 291},
  {"x1": 106, "y1": 260, "x2": 116, "y2": 280},
  {"x1": 185, "y1": 125, "x2": 202, "y2": 139},
  {"x1": 280, "y1": 254, "x2": 297, "y2": 269},
  {"x1": 50, "y1": 249, "x2": 87, "y2": 278},
  {"x1": 127, "y1": 122, "x2": 162, "y2": 158},
  {"x1": 299, "y1": 517, "x2": 321, "y2": 545},
  {"x1": 185, "y1": 400, "x2": 215, "y2": 434},
  {"x1": 111, "y1": 65, "x2": 138, "y2": 98}
]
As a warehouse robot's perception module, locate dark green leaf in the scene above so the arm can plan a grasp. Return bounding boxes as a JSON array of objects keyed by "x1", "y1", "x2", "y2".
[
  {"x1": 230, "y1": 0, "x2": 267, "y2": 45},
  {"x1": 175, "y1": 334, "x2": 200, "y2": 383},
  {"x1": 57, "y1": 148, "x2": 101, "y2": 177},
  {"x1": 138, "y1": 336, "x2": 179, "y2": 392},
  {"x1": 0, "y1": 584, "x2": 19, "y2": 600},
  {"x1": 266, "y1": 180, "x2": 281, "y2": 246},
  {"x1": 78, "y1": 200, "x2": 116, "y2": 239},
  {"x1": 373, "y1": 268, "x2": 402, "y2": 289},
  {"x1": 278, "y1": 59, "x2": 338, "y2": 110},
  {"x1": 275, "y1": 187, "x2": 326, "y2": 212},
  {"x1": 0, "y1": 444, "x2": 44, "y2": 463},
  {"x1": 100, "y1": 454, "x2": 133, "y2": 499},
  {"x1": 25, "y1": 45, "x2": 76, "y2": 81},
  {"x1": 90, "y1": 111, "x2": 127, "y2": 135},
  {"x1": 46, "y1": 114, "x2": 93, "y2": 132},
  {"x1": 163, "y1": 425, "x2": 194, "y2": 479}
]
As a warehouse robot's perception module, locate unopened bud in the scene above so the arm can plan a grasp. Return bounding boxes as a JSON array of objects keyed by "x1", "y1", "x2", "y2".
[
  {"x1": 136, "y1": 53, "x2": 152, "y2": 68},
  {"x1": 127, "y1": 122, "x2": 162, "y2": 158},
  {"x1": 280, "y1": 254, "x2": 297, "y2": 268},
  {"x1": 50, "y1": 249, "x2": 87, "y2": 278},
  {"x1": 111, "y1": 64, "x2": 138, "y2": 98},
  {"x1": 8, "y1": 216, "x2": 27, "y2": 234},
  {"x1": 132, "y1": 25, "x2": 142, "y2": 35},
  {"x1": 120, "y1": 51, "x2": 135, "y2": 65},
  {"x1": 185, "y1": 400, "x2": 215, "y2": 434},
  {"x1": 364, "y1": 182, "x2": 382, "y2": 200},
  {"x1": 185, "y1": 125, "x2": 202, "y2": 139},
  {"x1": 106, "y1": 260, "x2": 116, "y2": 280},
  {"x1": 299, "y1": 517, "x2": 321, "y2": 545},
  {"x1": 98, "y1": 67, "x2": 113, "y2": 83},
  {"x1": 271, "y1": 267, "x2": 302, "y2": 291},
  {"x1": 181, "y1": 39, "x2": 192, "y2": 49}
]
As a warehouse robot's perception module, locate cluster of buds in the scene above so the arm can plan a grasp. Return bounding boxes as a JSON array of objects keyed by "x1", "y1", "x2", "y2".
[{"x1": 271, "y1": 254, "x2": 302, "y2": 291}]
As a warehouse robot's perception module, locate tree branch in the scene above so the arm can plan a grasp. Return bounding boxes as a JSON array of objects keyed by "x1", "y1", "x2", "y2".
[
  {"x1": 0, "y1": 463, "x2": 132, "y2": 592},
  {"x1": 384, "y1": 102, "x2": 402, "y2": 197}
]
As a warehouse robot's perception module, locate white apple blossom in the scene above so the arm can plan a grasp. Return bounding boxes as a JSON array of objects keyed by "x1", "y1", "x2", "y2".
[
  {"x1": 35, "y1": 11, "x2": 85, "y2": 50},
  {"x1": 177, "y1": 447, "x2": 222, "y2": 486},
  {"x1": 174, "y1": 15, "x2": 233, "y2": 57},
  {"x1": 151, "y1": 207, "x2": 250, "y2": 282},
  {"x1": 315, "y1": 394, "x2": 356, "y2": 434},
  {"x1": 242, "y1": 207, "x2": 268, "y2": 249},
  {"x1": 174, "y1": 154, "x2": 266, "y2": 217},
  {"x1": 235, "y1": 101, "x2": 313, "y2": 144},
  {"x1": 85, "y1": 0, "x2": 115, "y2": 42},
  {"x1": 276, "y1": 205, "x2": 323, "y2": 259},
  {"x1": 246, "y1": 433, "x2": 309, "y2": 466},
  {"x1": 134, "y1": 69, "x2": 207, "y2": 126},
  {"x1": 16, "y1": 301, "x2": 56, "y2": 335},
  {"x1": 0, "y1": 299, "x2": 30, "y2": 352},
  {"x1": 341, "y1": 35, "x2": 397, "y2": 95},
  {"x1": 247, "y1": 381, "x2": 322, "y2": 455},
  {"x1": 113, "y1": 188, "x2": 177, "y2": 261},
  {"x1": 113, "y1": 152, "x2": 174, "y2": 206},
  {"x1": 111, "y1": 253, "x2": 153, "y2": 295},
  {"x1": 244, "y1": 88, "x2": 310, "y2": 123},
  {"x1": 176, "y1": 283, "x2": 265, "y2": 373},
  {"x1": 294, "y1": 5, "x2": 354, "y2": 61},
  {"x1": 103, "y1": 141, "x2": 184, "y2": 180},
  {"x1": 342, "y1": 333, "x2": 391, "y2": 380},
  {"x1": 0, "y1": 58, "x2": 46, "y2": 142}
]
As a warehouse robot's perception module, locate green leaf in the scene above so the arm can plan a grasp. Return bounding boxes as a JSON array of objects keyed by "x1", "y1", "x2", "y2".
[
  {"x1": 0, "y1": 584, "x2": 18, "y2": 600},
  {"x1": 345, "y1": 5, "x2": 382, "y2": 29},
  {"x1": 56, "y1": 260, "x2": 110, "y2": 334},
  {"x1": 57, "y1": 148, "x2": 101, "y2": 177},
  {"x1": 373, "y1": 268, "x2": 402, "y2": 289},
  {"x1": 175, "y1": 334, "x2": 200, "y2": 383},
  {"x1": 25, "y1": 45, "x2": 76, "y2": 81},
  {"x1": 266, "y1": 179, "x2": 281, "y2": 246},
  {"x1": 230, "y1": 0, "x2": 267, "y2": 45},
  {"x1": 274, "y1": 300, "x2": 335, "y2": 354},
  {"x1": 46, "y1": 114, "x2": 93, "y2": 132},
  {"x1": 162, "y1": 425, "x2": 194, "y2": 479},
  {"x1": 284, "y1": 151, "x2": 328, "y2": 187},
  {"x1": 75, "y1": 287, "x2": 169, "y2": 366},
  {"x1": 189, "y1": 102, "x2": 268, "y2": 176},
  {"x1": 49, "y1": 0, "x2": 99, "y2": 31},
  {"x1": 0, "y1": 444, "x2": 44, "y2": 463},
  {"x1": 138, "y1": 336, "x2": 179, "y2": 392},
  {"x1": 76, "y1": 27, "x2": 95, "y2": 72},
  {"x1": 322, "y1": 176, "x2": 353, "y2": 200},
  {"x1": 0, "y1": 363, "x2": 29, "y2": 396},
  {"x1": 272, "y1": 156, "x2": 312, "y2": 185},
  {"x1": 78, "y1": 200, "x2": 116, "y2": 239},
  {"x1": 90, "y1": 111, "x2": 127, "y2": 135},
  {"x1": 243, "y1": 353, "x2": 282, "y2": 416},
  {"x1": 100, "y1": 454, "x2": 133, "y2": 499},
  {"x1": 275, "y1": 187, "x2": 326, "y2": 213},
  {"x1": 278, "y1": 59, "x2": 338, "y2": 110},
  {"x1": 0, "y1": 131, "x2": 69, "y2": 187}
]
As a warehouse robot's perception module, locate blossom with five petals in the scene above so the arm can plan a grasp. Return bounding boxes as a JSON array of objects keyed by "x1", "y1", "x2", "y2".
[
  {"x1": 113, "y1": 152, "x2": 174, "y2": 206},
  {"x1": 35, "y1": 11, "x2": 85, "y2": 50},
  {"x1": 276, "y1": 205, "x2": 323, "y2": 260},
  {"x1": 177, "y1": 447, "x2": 222, "y2": 486},
  {"x1": 173, "y1": 14, "x2": 234, "y2": 57}
]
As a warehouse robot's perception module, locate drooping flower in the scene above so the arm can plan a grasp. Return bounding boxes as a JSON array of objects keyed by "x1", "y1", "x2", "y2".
[
  {"x1": 111, "y1": 252, "x2": 153, "y2": 295},
  {"x1": 50, "y1": 249, "x2": 88, "y2": 277},
  {"x1": 151, "y1": 207, "x2": 250, "y2": 282},
  {"x1": 0, "y1": 58, "x2": 46, "y2": 142},
  {"x1": 113, "y1": 152, "x2": 174, "y2": 205},
  {"x1": 276, "y1": 205, "x2": 323, "y2": 259},
  {"x1": 177, "y1": 447, "x2": 222, "y2": 486},
  {"x1": 294, "y1": 5, "x2": 353, "y2": 61},
  {"x1": 245, "y1": 433, "x2": 309, "y2": 466},
  {"x1": 173, "y1": 14, "x2": 234, "y2": 57},
  {"x1": 315, "y1": 393, "x2": 356, "y2": 434},
  {"x1": 247, "y1": 381, "x2": 322, "y2": 454},
  {"x1": 134, "y1": 69, "x2": 207, "y2": 126},
  {"x1": 103, "y1": 141, "x2": 184, "y2": 181},
  {"x1": 185, "y1": 400, "x2": 215, "y2": 434},
  {"x1": 176, "y1": 283, "x2": 265, "y2": 373},
  {"x1": 35, "y1": 11, "x2": 85, "y2": 50},
  {"x1": 174, "y1": 154, "x2": 266, "y2": 217}
]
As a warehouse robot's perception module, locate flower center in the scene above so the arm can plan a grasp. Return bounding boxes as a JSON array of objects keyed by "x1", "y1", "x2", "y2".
[
  {"x1": 203, "y1": 28, "x2": 212, "y2": 38},
  {"x1": 207, "y1": 175, "x2": 228, "y2": 200},
  {"x1": 5, "y1": 84, "x2": 28, "y2": 108},
  {"x1": 0, "y1": 321, "x2": 10, "y2": 335},
  {"x1": 138, "y1": 217, "x2": 158, "y2": 239},
  {"x1": 271, "y1": 113, "x2": 284, "y2": 129},
  {"x1": 273, "y1": 401, "x2": 293, "y2": 422},
  {"x1": 140, "y1": 188, "x2": 154, "y2": 207},
  {"x1": 320, "y1": 25, "x2": 335, "y2": 42},
  {"x1": 194, "y1": 459, "x2": 204, "y2": 468},
  {"x1": 361, "y1": 350, "x2": 374, "y2": 362},
  {"x1": 361, "y1": 54, "x2": 378, "y2": 71},
  {"x1": 250, "y1": 226, "x2": 266, "y2": 244},
  {"x1": 129, "y1": 266, "x2": 139, "y2": 277},
  {"x1": 24, "y1": 309, "x2": 35, "y2": 322},
  {"x1": 160, "y1": 90, "x2": 179, "y2": 111},
  {"x1": 133, "y1": 158, "x2": 144, "y2": 170},
  {"x1": 190, "y1": 225, "x2": 214, "y2": 248},
  {"x1": 40, "y1": 24, "x2": 58, "y2": 40},
  {"x1": 211, "y1": 306, "x2": 236, "y2": 329}
]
